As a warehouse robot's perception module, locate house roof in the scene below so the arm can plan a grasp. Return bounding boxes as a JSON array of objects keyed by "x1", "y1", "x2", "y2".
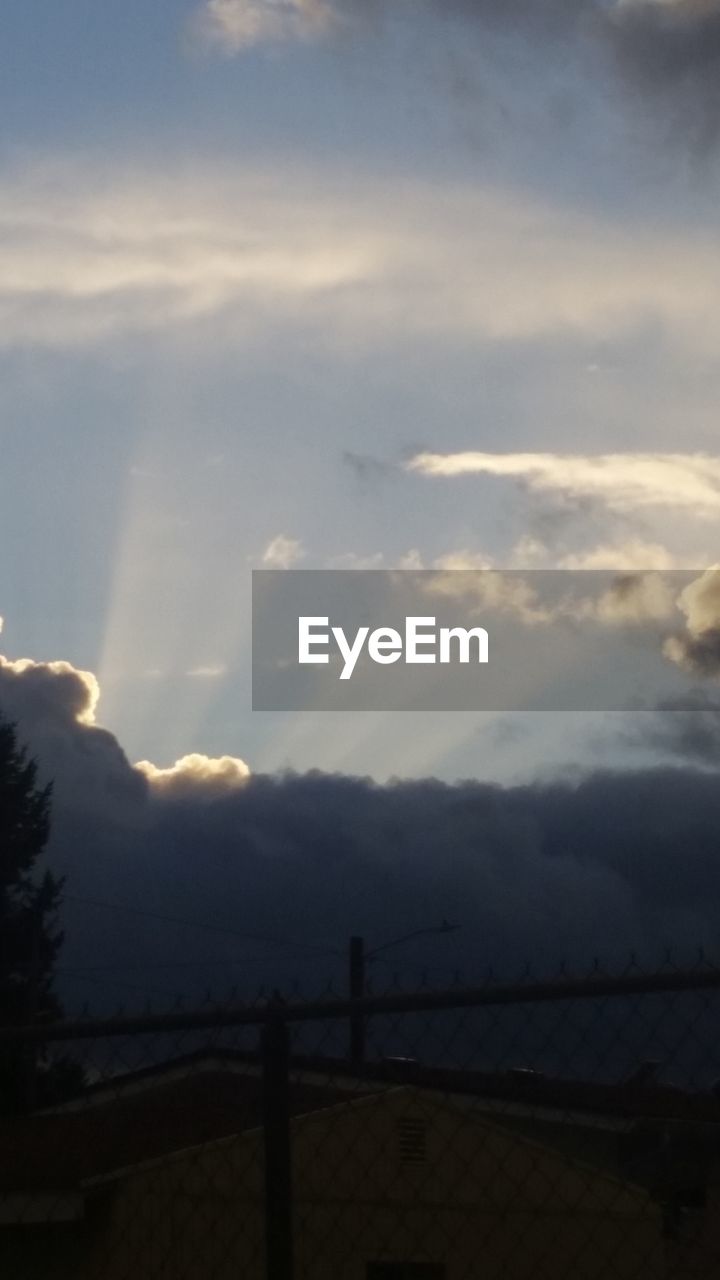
[
  {"x1": 46, "y1": 1048, "x2": 720, "y2": 1125},
  {"x1": 86, "y1": 1084, "x2": 658, "y2": 1217},
  {"x1": 0, "y1": 1057, "x2": 357, "y2": 1194},
  {"x1": 2, "y1": 1048, "x2": 720, "y2": 1196}
]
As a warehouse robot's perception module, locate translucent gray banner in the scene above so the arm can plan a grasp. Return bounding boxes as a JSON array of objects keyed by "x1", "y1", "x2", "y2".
[{"x1": 252, "y1": 569, "x2": 720, "y2": 712}]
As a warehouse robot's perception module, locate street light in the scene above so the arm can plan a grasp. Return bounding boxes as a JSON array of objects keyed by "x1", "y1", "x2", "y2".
[
  {"x1": 366, "y1": 919, "x2": 460, "y2": 961},
  {"x1": 348, "y1": 921, "x2": 460, "y2": 1065}
]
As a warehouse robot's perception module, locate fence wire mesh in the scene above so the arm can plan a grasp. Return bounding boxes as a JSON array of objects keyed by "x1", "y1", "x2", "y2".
[{"x1": 2, "y1": 957, "x2": 720, "y2": 1279}]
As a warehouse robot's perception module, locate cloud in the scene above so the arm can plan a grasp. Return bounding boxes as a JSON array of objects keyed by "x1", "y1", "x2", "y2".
[
  {"x1": 419, "y1": 566, "x2": 681, "y2": 636},
  {"x1": 6, "y1": 640, "x2": 720, "y2": 1003},
  {"x1": 199, "y1": 0, "x2": 339, "y2": 50},
  {"x1": 136, "y1": 753, "x2": 251, "y2": 795},
  {"x1": 421, "y1": 568, "x2": 553, "y2": 625},
  {"x1": 606, "y1": 0, "x2": 720, "y2": 144},
  {"x1": 663, "y1": 567, "x2": 720, "y2": 675},
  {"x1": 0, "y1": 653, "x2": 247, "y2": 817},
  {"x1": 574, "y1": 572, "x2": 678, "y2": 626},
  {"x1": 5, "y1": 159, "x2": 720, "y2": 353},
  {"x1": 0, "y1": 655, "x2": 100, "y2": 727},
  {"x1": 0, "y1": 162, "x2": 379, "y2": 349},
  {"x1": 432, "y1": 550, "x2": 495, "y2": 571},
  {"x1": 261, "y1": 535, "x2": 305, "y2": 569},
  {"x1": 557, "y1": 539, "x2": 689, "y2": 570},
  {"x1": 325, "y1": 551, "x2": 386, "y2": 569},
  {"x1": 0, "y1": 655, "x2": 144, "y2": 820},
  {"x1": 673, "y1": 565, "x2": 720, "y2": 632},
  {"x1": 342, "y1": 451, "x2": 395, "y2": 490},
  {"x1": 194, "y1": 0, "x2": 720, "y2": 144},
  {"x1": 630, "y1": 689, "x2": 720, "y2": 765},
  {"x1": 408, "y1": 452, "x2": 720, "y2": 518}
]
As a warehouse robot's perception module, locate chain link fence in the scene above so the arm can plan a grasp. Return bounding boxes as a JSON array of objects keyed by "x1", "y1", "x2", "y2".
[{"x1": 2, "y1": 957, "x2": 720, "y2": 1278}]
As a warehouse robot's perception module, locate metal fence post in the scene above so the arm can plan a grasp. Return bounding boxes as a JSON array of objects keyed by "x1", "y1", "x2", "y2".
[{"x1": 262, "y1": 1013, "x2": 294, "y2": 1280}]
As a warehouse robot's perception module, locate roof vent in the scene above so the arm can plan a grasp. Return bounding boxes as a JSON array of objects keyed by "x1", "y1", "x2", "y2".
[{"x1": 397, "y1": 1117, "x2": 427, "y2": 1165}]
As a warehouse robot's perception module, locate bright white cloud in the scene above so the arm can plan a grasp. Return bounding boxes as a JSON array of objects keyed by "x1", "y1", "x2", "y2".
[
  {"x1": 422, "y1": 571, "x2": 553, "y2": 626},
  {"x1": 674, "y1": 567, "x2": 720, "y2": 635},
  {"x1": 432, "y1": 550, "x2": 495, "y2": 571},
  {"x1": 0, "y1": 654, "x2": 101, "y2": 725},
  {"x1": 261, "y1": 534, "x2": 304, "y2": 568},
  {"x1": 0, "y1": 639, "x2": 254, "y2": 807},
  {"x1": 0, "y1": 162, "x2": 378, "y2": 347},
  {"x1": 4, "y1": 159, "x2": 720, "y2": 352},
  {"x1": 663, "y1": 568, "x2": 720, "y2": 676},
  {"x1": 136, "y1": 752, "x2": 251, "y2": 792},
  {"x1": 557, "y1": 540, "x2": 689, "y2": 570},
  {"x1": 200, "y1": 0, "x2": 338, "y2": 50},
  {"x1": 408, "y1": 452, "x2": 720, "y2": 518},
  {"x1": 573, "y1": 574, "x2": 678, "y2": 626},
  {"x1": 423, "y1": 566, "x2": 682, "y2": 631},
  {"x1": 325, "y1": 551, "x2": 386, "y2": 569}
]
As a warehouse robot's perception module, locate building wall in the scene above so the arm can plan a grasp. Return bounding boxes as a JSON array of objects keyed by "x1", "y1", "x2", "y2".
[{"x1": 83, "y1": 1090, "x2": 665, "y2": 1280}]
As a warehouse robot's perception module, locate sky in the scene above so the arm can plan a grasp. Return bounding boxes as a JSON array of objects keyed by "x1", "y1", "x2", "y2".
[
  {"x1": 4, "y1": 1, "x2": 720, "y2": 999},
  {"x1": 3, "y1": 1, "x2": 720, "y2": 782}
]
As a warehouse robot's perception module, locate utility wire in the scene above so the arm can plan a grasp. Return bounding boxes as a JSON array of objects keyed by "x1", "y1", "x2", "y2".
[
  {"x1": 62, "y1": 893, "x2": 343, "y2": 959},
  {"x1": 58, "y1": 951, "x2": 310, "y2": 975}
]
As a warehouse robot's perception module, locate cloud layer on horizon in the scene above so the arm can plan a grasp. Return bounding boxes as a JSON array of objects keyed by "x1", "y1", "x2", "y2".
[{"x1": 2, "y1": 639, "x2": 720, "y2": 1009}]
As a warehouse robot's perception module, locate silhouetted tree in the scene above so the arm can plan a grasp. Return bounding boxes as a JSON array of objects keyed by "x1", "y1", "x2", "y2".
[{"x1": 0, "y1": 715, "x2": 79, "y2": 1111}]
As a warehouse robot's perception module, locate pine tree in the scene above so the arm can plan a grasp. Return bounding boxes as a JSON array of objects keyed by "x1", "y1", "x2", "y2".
[{"x1": 0, "y1": 715, "x2": 75, "y2": 1111}]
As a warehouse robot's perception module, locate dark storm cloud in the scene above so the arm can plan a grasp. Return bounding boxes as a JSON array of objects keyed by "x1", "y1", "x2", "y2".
[
  {"x1": 606, "y1": 0, "x2": 720, "y2": 147},
  {"x1": 630, "y1": 691, "x2": 720, "y2": 764},
  {"x1": 425, "y1": 0, "x2": 720, "y2": 77},
  {"x1": 354, "y1": 0, "x2": 720, "y2": 144},
  {"x1": 4, "y1": 649, "x2": 720, "y2": 1012},
  {"x1": 205, "y1": 0, "x2": 720, "y2": 144},
  {"x1": 608, "y1": 1, "x2": 720, "y2": 87},
  {"x1": 209, "y1": 1, "x2": 720, "y2": 93},
  {"x1": 461, "y1": 0, "x2": 720, "y2": 143}
]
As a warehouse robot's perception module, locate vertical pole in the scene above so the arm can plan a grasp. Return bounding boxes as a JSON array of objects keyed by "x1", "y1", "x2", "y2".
[
  {"x1": 349, "y1": 935, "x2": 365, "y2": 1066},
  {"x1": 262, "y1": 1014, "x2": 294, "y2": 1280}
]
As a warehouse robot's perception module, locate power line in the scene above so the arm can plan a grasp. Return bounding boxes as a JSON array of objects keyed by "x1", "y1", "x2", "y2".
[
  {"x1": 62, "y1": 893, "x2": 343, "y2": 960},
  {"x1": 58, "y1": 952, "x2": 298, "y2": 975},
  {"x1": 366, "y1": 921, "x2": 460, "y2": 960}
]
